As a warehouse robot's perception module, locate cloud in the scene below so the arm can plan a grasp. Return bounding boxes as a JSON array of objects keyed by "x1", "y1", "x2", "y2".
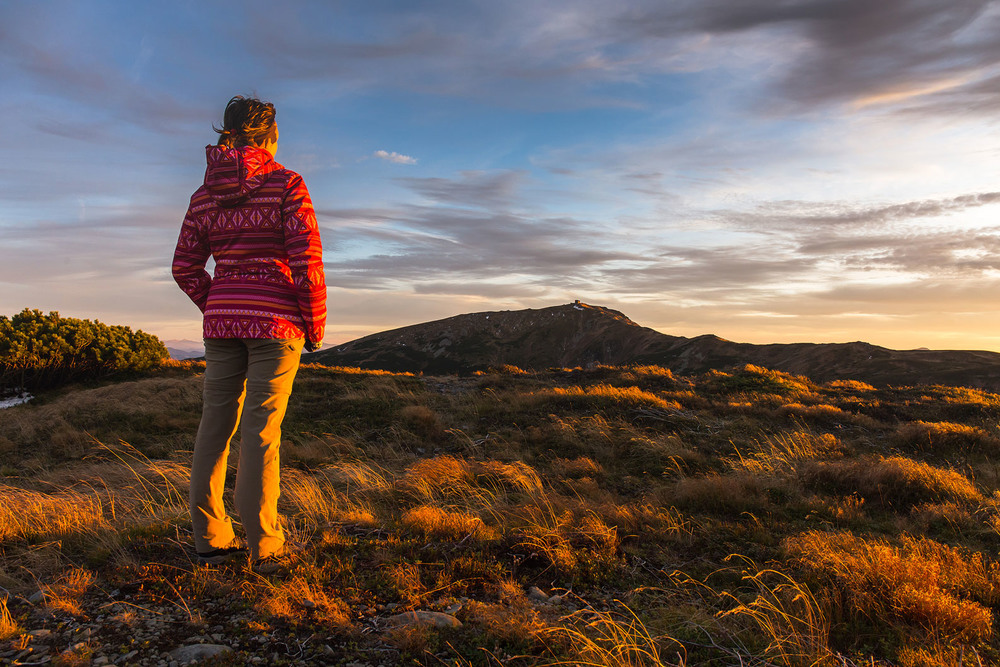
[
  {"x1": 615, "y1": 0, "x2": 1000, "y2": 115},
  {"x1": 373, "y1": 150, "x2": 417, "y2": 165},
  {"x1": 727, "y1": 192, "x2": 1000, "y2": 234},
  {"x1": 397, "y1": 171, "x2": 527, "y2": 208}
]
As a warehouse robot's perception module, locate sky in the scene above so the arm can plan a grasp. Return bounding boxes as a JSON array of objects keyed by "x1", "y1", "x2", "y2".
[{"x1": 2, "y1": 0, "x2": 1000, "y2": 351}]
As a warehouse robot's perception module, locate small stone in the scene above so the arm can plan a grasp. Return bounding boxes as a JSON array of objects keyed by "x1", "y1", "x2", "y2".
[
  {"x1": 93, "y1": 656, "x2": 110, "y2": 666},
  {"x1": 211, "y1": 633, "x2": 224, "y2": 642},
  {"x1": 386, "y1": 610, "x2": 462, "y2": 629},
  {"x1": 548, "y1": 592, "x2": 568, "y2": 605},
  {"x1": 28, "y1": 628, "x2": 52, "y2": 639},
  {"x1": 28, "y1": 590, "x2": 46, "y2": 604},
  {"x1": 169, "y1": 644, "x2": 232, "y2": 662},
  {"x1": 527, "y1": 586, "x2": 549, "y2": 602},
  {"x1": 300, "y1": 598, "x2": 317, "y2": 609},
  {"x1": 443, "y1": 602, "x2": 463, "y2": 615}
]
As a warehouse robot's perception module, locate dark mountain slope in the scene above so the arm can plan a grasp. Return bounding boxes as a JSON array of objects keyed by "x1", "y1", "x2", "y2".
[{"x1": 308, "y1": 302, "x2": 1000, "y2": 388}]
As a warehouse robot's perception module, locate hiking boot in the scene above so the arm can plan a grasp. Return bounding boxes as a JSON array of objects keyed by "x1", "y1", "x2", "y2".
[
  {"x1": 251, "y1": 542, "x2": 304, "y2": 574},
  {"x1": 197, "y1": 541, "x2": 247, "y2": 566}
]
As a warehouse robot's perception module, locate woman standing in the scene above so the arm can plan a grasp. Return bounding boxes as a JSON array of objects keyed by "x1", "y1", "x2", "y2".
[{"x1": 173, "y1": 95, "x2": 326, "y2": 568}]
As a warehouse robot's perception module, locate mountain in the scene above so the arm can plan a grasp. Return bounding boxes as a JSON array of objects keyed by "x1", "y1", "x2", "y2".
[
  {"x1": 163, "y1": 339, "x2": 205, "y2": 361},
  {"x1": 306, "y1": 302, "x2": 1000, "y2": 388}
]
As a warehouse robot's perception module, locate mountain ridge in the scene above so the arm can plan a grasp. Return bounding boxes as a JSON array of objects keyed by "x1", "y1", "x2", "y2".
[{"x1": 308, "y1": 302, "x2": 1000, "y2": 388}]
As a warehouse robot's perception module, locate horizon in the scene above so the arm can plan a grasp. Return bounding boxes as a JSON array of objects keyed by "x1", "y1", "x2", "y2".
[{"x1": 3, "y1": 2, "x2": 1000, "y2": 352}]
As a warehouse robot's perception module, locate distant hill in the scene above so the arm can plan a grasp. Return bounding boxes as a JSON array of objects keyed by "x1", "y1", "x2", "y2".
[
  {"x1": 306, "y1": 302, "x2": 1000, "y2": 388},
  {"x1": 163, "y1": 339, "x2": 205, "y2": 361}
]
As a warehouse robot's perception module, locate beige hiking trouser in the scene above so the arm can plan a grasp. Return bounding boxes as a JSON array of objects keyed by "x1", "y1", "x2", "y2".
[{"x1": 190, "y1": 338, "x2": 304, "y2": 560}]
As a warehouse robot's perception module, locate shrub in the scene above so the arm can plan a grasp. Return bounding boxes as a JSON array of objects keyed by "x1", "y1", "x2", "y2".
[{"x1": 0, "y1": 309, "x2": 168, "y2": 392}]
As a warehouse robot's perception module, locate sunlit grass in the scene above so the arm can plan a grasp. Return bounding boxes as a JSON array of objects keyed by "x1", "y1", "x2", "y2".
[
  {"x1": 4, "y1": 363, "x2": 1000, "y2": 665},
  {"x1": 786, "y1": 530, "x2": 999, "y2": 643}
]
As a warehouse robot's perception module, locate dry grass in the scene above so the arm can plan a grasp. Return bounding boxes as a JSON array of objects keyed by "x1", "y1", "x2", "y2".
[
  {"x1": 0, "y1": 598, "x2": 20, "y2": 640},
  {"x1": 824, "y1": 379, "x2": 875, "y2": 392},
  {"x1": 280, "y1": 467, "x2": 379, "y2": 528},
  {"x1": 7, "y1": 363, "x2": 1000, "y2": 665},
  {"x1": 895, "y1": 420, "x2": 1000, "y2": 455},
  {"x1": 537, "y1": 384, "x2": 682, "y2": 411},
  {"x1": 512, "y1": 497, "x2": 621, "y2": 573},
  {"x1": 733, "y1": 431, "x2": 843, "y2": 474},
  {"x1": 785, "y1": 530, "x2": 1000, "y2": 642},
  {"x1": 543, "y1": 603, "x2": 686, "y2": 667},
  {"x1": 669, "y1": 472, "x2": 777, "y2": 515},
  {"x1": 718, "y1": 565, "x2": 833, "y2": 667},
  {"x1": 799, "y1": 455, "x2": 981, "y2": 507},
  {"x1": 0, "y1": 376, "x2": 202, "y2": 461},
  {"x1": 299, "y1": 363, "x2": 414, "y2": 376},
  {"x1": 401, "y1": 504, "x2": 499, "y2": 541},
  {"x1": 0, "y1": 445, "x2": 189, "y2": 544},
  {"x1": 43, "y1": 567, "x2": 96, "y2": 616},
  {"x1": 254, "y1": 575, "x2": 352, "y2": 628}
]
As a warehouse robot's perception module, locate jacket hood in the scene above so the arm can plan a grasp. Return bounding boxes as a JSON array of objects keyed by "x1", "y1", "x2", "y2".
[{"x1": 203, "y1": 145, "x2": 281, "y2": 206}]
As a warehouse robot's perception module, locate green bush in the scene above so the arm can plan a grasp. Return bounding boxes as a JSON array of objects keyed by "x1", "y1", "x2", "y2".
[{"x1": 0, "y1": 309, "x2": 168, "y2": 392}]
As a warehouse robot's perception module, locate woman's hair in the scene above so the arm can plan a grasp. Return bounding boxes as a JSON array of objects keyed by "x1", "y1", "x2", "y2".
[{"x1": 214, "y1": 95, "x2": 276, "y2": 148}]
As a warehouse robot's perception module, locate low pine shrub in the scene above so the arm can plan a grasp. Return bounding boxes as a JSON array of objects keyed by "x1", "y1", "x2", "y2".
[{"x1": 0, "y1": 308, "x2": 168, "y2": 392}]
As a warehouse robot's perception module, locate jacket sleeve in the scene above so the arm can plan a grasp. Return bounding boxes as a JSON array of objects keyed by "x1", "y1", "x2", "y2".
[
  {"x1": 172, "y1": 201, "x2": 212, "y2": 313},
  {"x1": 282, "y1": 174, "x2": 327, "y2": 344}
]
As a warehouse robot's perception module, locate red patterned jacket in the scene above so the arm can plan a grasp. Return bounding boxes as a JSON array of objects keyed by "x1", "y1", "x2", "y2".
[{"x1": 172, "y1": 145, "x2": 326, "y2": 344}]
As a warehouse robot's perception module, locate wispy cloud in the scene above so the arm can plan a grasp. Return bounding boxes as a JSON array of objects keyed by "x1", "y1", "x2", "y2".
[{"x1": 373, "y1": 150, "x2": 418, "y2": 165}]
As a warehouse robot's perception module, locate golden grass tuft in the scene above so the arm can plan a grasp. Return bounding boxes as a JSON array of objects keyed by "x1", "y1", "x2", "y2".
[
  {"x1": 551, "y1": 457, "x2": 605, "y2": 478},
  {"x1": 785, "y1": 530, "x2": 1000, "y2": 642},
  {"x1": 0, "y1": 598, "x2": 20, "y2": 640},
  {"x1": 895, "y1": 420, "x2": 1000, "y2": 455},
  {"x1": 513, "y1": 499, "x2": 620, "y2": 572},
  {"x1": 733, "y1": 431, "x2": 843, "y2": 474},
  {"x1": 908, "y1": 501, "x2": 978, "y2": 535},
  {"x1": 280, "y1": 468, "x2": 379, "y2": 528},
  {"x1": 476, "y1": 459, "x2": 544, "y2": 496},
  {"x1": 464, "y1": 598, "x2": 548, "y2": 649},
  {"x1": 718, "y1": 565, "x2": 833, "y2": 667},
  {"x1": 402, "y1": 455, "x2": 475, "y2": 499},
  {"x1": 399, "y1": 404, "x2": 443, "y2": 438},
  {"x1": 538, "y1": 384, "x2": 682, "y2": 411},
  {"x1": 824, "y1": 379, "x2": 876, "y2": 391},
  {"x1": 668, "y1": 472, "x2": 776, "y2": 514},
  {"x1": 542, "y1": 603, "x2": 685, "y2": 667},
  {"x1": 896, "y1": 644, "x2": 985, "y2": 667},
  {"x1": 255, "y1": 575, "x2": 352, "y2": 628},
  {"x1": 0, "y1": 444, "x2": 189, "y2": 545},
  {"x1": 44, "y1": 567, "x2": 96, "y2": 616},
  {"x1": 627, "y1": 365, "x2": 675, "y2": 378},
  {"x1": 299, "y1": 363, "x2": 414, "y2": 376},
  {"x1": 401, "y1": 504, "x2": 499, "y2": 541},
  {"x1": 799, "y1": 455, "x2": 981, "y2": 507}
]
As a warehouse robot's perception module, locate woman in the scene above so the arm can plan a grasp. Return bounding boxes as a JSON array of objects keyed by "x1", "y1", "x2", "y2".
[{"x1": 173, "y1": 95, "x2": 326, "y2": 569}]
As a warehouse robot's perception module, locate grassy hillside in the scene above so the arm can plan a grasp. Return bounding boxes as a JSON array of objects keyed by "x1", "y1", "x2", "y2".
[{"x1": 3, "y1": 362, "x2": 1000, "y2": 665}]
